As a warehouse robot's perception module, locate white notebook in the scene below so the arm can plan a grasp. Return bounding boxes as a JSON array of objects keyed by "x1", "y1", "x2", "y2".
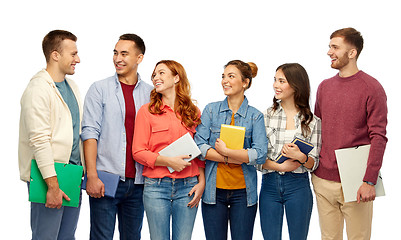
[
  {"x1": 335, "y1": 144, "x2": 385, "y2": 203},
  {"x1": 159, "y1": 132, "x2": 201, "y2": 173}
]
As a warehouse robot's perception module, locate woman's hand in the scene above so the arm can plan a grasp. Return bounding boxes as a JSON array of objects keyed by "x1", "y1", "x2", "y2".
[
  {"x1": 214, "y1": 138, "x2": 228, "y2": 156},
  {"x1": 187, "y1": 181, "x2": 205, "y2": 208},
  {"x1": 277, "y1": 159, "x2": 302, "y2": 172},
  {"x1": 281, "y1": 143, "x2": 306, "y2": 162},
  {"x1": 168, "y1": 155, "x2": 192, "y2": 172},
  {"x1": 188, "y1": 172, "x2": 206, "y2": 208},
  {"x1": 188, "y1": 168, "x2": 205, "y2": 208},
  {"x1": 263, "y1": 158, "x2": 301, "y2": 172}
]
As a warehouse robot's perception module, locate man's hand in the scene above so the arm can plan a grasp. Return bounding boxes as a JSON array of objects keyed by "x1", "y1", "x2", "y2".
[
  {"x1": 86, "y1": 176, "x2": 105, "y2": 198},
  {"x1": 357, "y1": 182, "x2": 376, "y2": 203},
  {"x1": 44, "y1": 176, "x2": 70, "y2": 209}
]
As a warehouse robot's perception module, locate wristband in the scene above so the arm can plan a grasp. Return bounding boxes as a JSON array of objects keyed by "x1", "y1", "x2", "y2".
[
  {"x1": 224, "y1": 156, "x2": 228, "y2": 165},
  {"x1": 364, "y1": 181, "x2": 375, "y2": 186}
]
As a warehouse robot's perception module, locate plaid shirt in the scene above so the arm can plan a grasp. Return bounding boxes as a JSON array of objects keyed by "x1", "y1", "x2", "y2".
[{"x1": 257, "y1": 103, "x2": 322, "y2": 174}]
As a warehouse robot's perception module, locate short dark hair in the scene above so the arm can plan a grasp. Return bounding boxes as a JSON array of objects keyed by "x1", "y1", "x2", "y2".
[
  {"x1": 42, "y1": 30, "x2": 77, "y2": 63},
  {"x1": 119, "y1": 33, "x2": 146, "y2": 55},
  {"x1": 331, "y1": 27, "x2": 364, "y2": 59}
]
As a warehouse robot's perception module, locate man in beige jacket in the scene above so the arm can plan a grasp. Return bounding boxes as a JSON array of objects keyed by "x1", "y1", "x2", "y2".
[{"x1": 18, "y1": 30, "x2": 84, "y2": 240}]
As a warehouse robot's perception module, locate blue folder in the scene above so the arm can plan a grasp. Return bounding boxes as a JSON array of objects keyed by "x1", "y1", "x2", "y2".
[
  {"x1": 276, "y1": 137, "x2": 314, "y2": 163},
  {"x1": 81, "y1": 170, "x2": 120, "y2": 198}
]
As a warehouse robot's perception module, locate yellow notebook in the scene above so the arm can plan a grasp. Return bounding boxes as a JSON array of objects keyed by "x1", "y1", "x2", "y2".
[{"x1": 219, "y1": 124, "x2": 246, "y2": 150}]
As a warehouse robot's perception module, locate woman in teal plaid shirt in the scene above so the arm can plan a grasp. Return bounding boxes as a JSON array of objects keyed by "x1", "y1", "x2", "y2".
[{"x1": 258, "y1": 63, "x2": 321, "y2": 240}]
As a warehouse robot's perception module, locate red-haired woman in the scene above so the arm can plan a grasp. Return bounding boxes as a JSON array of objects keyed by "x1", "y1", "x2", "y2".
[{"x1": 132, "y1": 60, "x2": 205, "y2": 240}]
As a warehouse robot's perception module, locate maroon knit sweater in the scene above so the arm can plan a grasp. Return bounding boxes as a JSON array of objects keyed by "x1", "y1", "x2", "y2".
[{"x1": 314, "y1": 71, "x2": 387, "y2": 184}]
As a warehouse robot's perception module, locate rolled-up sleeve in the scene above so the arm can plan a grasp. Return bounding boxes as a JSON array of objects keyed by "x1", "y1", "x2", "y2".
[
  {"x1": 81, "y1": 83, "x2": 103, "y2": 141},
  {"x1": 132, "y1": 106, "x2": 159, "y2": 168}
]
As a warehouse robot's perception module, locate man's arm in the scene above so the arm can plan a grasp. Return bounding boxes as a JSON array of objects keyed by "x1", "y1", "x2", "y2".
[
  {"x1": 358, "y1": 80, "x2": 388, "y2": 202},
  {"x1": 83, "y1": 139, "x2": 105, "y2": 198},
  {"x1": 21, "y1": 81, "x2": 68, "y2": 207},
  {"x1": 81, "y1": 82, "x2": 106, "y2": 198},
  {"x1": 363, "y1": 82, "x2": 388, "y2": 184}
]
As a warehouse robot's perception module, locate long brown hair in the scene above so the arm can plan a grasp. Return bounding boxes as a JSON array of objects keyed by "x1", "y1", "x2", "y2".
[
  {"x1": 273, "y1": 63, "x2": 313, "y2": 137},
  {"x1": 149, "y1": 60, "x2": 200, "y2": 129}
]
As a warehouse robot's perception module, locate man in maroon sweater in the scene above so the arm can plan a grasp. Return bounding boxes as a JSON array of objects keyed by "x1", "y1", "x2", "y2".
[{"x1": 312, "y1": 28, "x2": 387, "y2": 240}]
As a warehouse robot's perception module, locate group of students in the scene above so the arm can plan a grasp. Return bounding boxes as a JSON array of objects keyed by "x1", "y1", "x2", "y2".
[{"x1": 18, "y1": 27, "x2": 387, "y2": 240}]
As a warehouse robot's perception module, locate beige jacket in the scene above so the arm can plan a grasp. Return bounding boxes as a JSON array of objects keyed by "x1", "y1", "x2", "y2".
[{"x1": 18, "y1": 69, "x2": 84, "y2": 182}]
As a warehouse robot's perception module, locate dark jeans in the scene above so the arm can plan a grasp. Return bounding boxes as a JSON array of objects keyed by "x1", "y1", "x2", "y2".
[
  {"x1": 89, "y1": 178, "x2": 144, "y2": 240},
  {"x1": 259, "y1": 172, "x2": 313, "y2": 240},
  {"x1": 202, "y1": 188, "x2": 257, "y2": 240}
]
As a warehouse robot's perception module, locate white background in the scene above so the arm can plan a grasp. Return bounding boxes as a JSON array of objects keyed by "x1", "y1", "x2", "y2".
[{"x1": 1, "y1": 0, "x2": 399, "y2": 239}]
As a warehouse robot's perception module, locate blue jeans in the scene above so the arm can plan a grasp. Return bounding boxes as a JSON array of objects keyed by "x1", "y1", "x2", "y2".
[
  {"x1": 31, "y1": 198, "x2": 81, "y2": 240},
  {"x1": 89, "y1": 178, "x2": 144, "y2": 240},
  {"x1": 202, "y1": 188, "x2": 257, "y2": 240},
  {"x1": 259, "y1": 172, "x2": 313, "y2": 240},
  {"x1": 143, "y1": 176, "x2": 199, "y2": 240},
  {"x1": 29, "y1": 183, "x2": 81, "y2": 240}
]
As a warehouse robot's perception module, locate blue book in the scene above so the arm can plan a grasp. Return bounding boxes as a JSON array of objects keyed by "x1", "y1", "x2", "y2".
[
  {"x1": 276, "y1": 137, "x2": 314, "y2": 164},
  {"x1": 81, "y1": 170, "x2": 120, "y2": 198}
]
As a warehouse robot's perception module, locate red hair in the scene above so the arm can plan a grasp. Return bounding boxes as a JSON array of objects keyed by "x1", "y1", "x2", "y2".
[{"x1": 149, "y1": 60, "x2": 201, "y2": 129}]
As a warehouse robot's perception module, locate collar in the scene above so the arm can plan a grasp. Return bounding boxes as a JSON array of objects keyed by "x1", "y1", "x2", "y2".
[
  {"x1": 220, "y1": 96, "x2": 249, "y2": 118},
  {"x1": 113, "y1": 72, "x2": 143, "y2": 88},
  {"x1": 37, "y1": 69, "x2": 65, "y2": 87},
  {"x1": 159, "y1": 102, "x2": 174, "y2": 112}
]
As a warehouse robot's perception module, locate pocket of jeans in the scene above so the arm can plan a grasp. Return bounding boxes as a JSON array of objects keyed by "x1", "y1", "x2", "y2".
[
  {"x1": 144, "y1": 177, "x2": 158, "y2": 187},
  {"x1": 289, "y1": 172, "x2": 309, "y2": 180},
  {"x1": 186, "y1": 177, "x2": 199, "y2": 187}
]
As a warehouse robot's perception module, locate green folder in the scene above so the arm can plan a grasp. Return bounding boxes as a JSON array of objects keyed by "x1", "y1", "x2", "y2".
[{"x1": 29, "y1": 159, "x2": 83, "y2": 208}]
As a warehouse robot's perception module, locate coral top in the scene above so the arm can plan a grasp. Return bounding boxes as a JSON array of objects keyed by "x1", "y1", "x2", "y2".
[{"x1": 132, "y1": 103, "x2": 204, "y2": 179}]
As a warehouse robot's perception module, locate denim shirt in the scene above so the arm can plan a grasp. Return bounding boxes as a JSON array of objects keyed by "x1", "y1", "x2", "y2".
[
  {"x1": 81, "y1": 73, "x2": 153, "y2": 183},
  {"x1": 194, "y1": 97, "x2": 268, "y2": 206}
]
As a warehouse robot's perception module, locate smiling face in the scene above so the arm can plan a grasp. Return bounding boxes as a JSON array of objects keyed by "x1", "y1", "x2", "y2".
[
  {"x1": 221, "y1": 65, "x2": 248, "y2": 97},
  {"x1": 113, "y1": 40, "x2": 143, "y2": 78},
  {"x1": 327, "y1": 37, "x2": 354, "y2": 70},
  {"x1": 152, "y1": 63, "x2": 179, "y2": 95},
  {"x1": 273, "y1": 69, "x2": 295, "y2": 102},
  {"x1": 57, "y1": 39, "x2": 80, "y2": 76}
]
